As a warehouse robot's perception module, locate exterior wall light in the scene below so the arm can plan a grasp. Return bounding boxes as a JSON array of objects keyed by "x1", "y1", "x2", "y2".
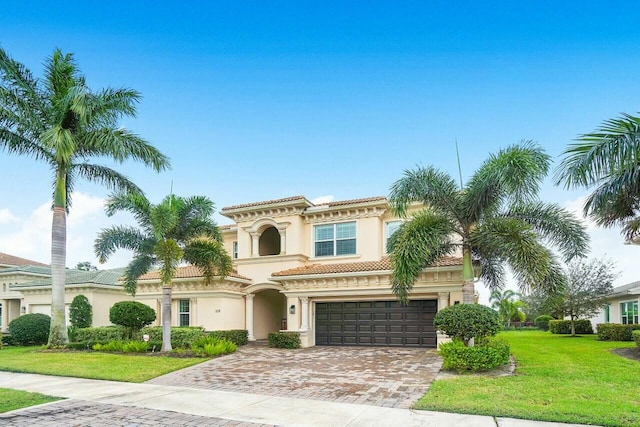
[{"x1": 289, "y1": 305, "x2": 296, "y2": 315}]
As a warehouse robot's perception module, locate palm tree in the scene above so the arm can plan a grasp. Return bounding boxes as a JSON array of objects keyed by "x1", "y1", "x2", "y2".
[
  {"x1": 95, "y1": 192, "x2": 232, "y2": 352},
  {"x1": 490, "y1": 289, "x2": 527, "y2": 328},
  {"x1": 388, "y1": 142, "x2": 589, "y2": 305},
  {"x1": 556, "y1": 113, "x2": 640, "y2": 241},
  {"x1": 0, "y1": 48, "x2": 169, "y2": 346}
]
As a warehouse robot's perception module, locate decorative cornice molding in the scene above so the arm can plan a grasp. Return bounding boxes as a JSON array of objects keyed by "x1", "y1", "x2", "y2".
[
  {"x1": 303, "y1": 206, "x2": 387, "y2": 224},
  {"x1": 224, "y1": 206, "x2": 307, "y2": 222},
  {"x1": 234, "y1": 254, "x2": 308, "y2": 266}
]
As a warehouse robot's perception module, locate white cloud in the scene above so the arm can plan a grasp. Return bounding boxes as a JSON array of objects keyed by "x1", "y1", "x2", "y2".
[
  {"x1": 562, "y1": 195, "x2": 597, "y2": 230},
  {"x1": 0, "y1": 209, "x2": 18, "y2": 224},
  {"x1": 311, "y1": 195, "x2": 335, "y2": 204},
  {"x1": 0, "y1": 192, "x2": 134, "y2": 269}
]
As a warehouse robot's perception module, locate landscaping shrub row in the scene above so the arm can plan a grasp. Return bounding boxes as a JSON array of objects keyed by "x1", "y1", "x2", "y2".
[
  {"x1": 67, "y1": 340, "x2": 163, "y2": 351},
  {"x1": 597, "y1": 323, "x2": 640, "y2": 341},
  {"x1": 209, "y1": 329, "x2": 248, "y2": 346},
  {"x1": 534, "y1": 315, "x2": 554, "y2": 331},
  {"x1": 140, "y1": 327, "x2": 206, "y2": 348},
  {"x1": 548, "y1": 319, "x2": 593, "y2": 334},
  {"x1": 439, "y1": 337, "x2": 510, "y2": 372},
  {"x1": 268, "y1": 331, "x2": 301, "y2": 348},
  {"x1": 633, "y1": 330, "x2": 640, "y2": 348}
]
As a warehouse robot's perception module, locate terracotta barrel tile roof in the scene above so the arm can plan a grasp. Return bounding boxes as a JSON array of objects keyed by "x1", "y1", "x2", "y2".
[
  {"x1": 272, "y1": 256, "x2": 462, "y2": 277},
  {"x1": 317, "y1": 196, "x2": 387, "y2": 207},
  {"x1": 137, "y1": 265, "x2": 250, "y2": 281},
  {"x1": 221, "y1": 195, "x2": 311, "y2": 211},
  {"x1": 0, "y1": 252, "x2": 48, "y2": 267}
]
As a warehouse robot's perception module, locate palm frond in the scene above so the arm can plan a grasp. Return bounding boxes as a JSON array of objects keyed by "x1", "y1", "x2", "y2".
[
  {"x1": 472, "y1": 251, "x2": 507, "y2": 291},
  {"x1": 104, "y1": 191, "x2": 152, "y2": 229},
  {"x1": 183, "y1": 237, "x2": 233, "y2": 284},
  {"x1": 388, "y1": 166, "x2": 461, "y2": 219},
  {"x1": 122, "y1": 255, "x2": 155, "y2": 296},
  {"x1": 94, "y1": 225, "x2": 149, "y2": 263},
  {"x1": 73, "y1": 163, "x2": 142, "y2": 195},
  {"x1": 154, "y1": 239, "x2": 183, "y2": 286},
  {"x1": 505, "y1": 202, "x2": 589, "y2": 261},
  {"x1": 389, "y1": 210, "x2": 457, "y2": 303}
]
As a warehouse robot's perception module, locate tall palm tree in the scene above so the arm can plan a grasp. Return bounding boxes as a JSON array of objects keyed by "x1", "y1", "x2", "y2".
[
  {"x1": 0, "y1": 48, "x2": 169, "y2": 346},
  {"x1": 95, "y1": 192, "x2": 233, "y2": 352},
  {"x1": 388, "y1": 142, "x2": 589, "y2": 305},
  {"x1": 556, "y1": 113, "x2": 640, "y2": 241}
]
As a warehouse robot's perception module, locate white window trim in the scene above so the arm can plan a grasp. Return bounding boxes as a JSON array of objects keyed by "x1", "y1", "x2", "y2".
[
  {"x1": 311, "y1": 221, "x2": 358, "y2": 258},
  {"x1": 620, "y1": 300, "x2": 639, "y2": 325},
  {"x1": 178, "y1": 299, "x2": 190, "y2": 327},
  {"x1": 384, "y1": 220, "x2": 403, "y2": 254}
]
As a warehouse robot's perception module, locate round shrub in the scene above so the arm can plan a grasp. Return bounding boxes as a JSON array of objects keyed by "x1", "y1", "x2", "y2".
[
  {"x1": 69, "y1": 294, "x2": 93, "y2": 328},
  {"x1": 434, "y1": 304, "x2": 502, "y2": 344},
  {"x1": 109, "y1": 301, "x2": 156, "y2": 337},
  {"x1": 8, "y1": 313, "x2": 51, "y2": 345},
  {"x1": 534, "y1": 315, "x2": 554, "y2": 331}
]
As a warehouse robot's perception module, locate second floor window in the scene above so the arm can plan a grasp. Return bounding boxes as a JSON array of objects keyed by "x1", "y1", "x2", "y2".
[
  {"x1": 385, "y1": 220, "x2": 402, "y2": 252},
  {"x1": 314, "y1": 222, "x2": 356, "y2": 257},
  {"x1": 232, "y1": 241, "x2": 238, "y2": 259}
]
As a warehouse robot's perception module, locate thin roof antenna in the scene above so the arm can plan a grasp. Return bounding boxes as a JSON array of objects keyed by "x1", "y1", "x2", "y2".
[{"x1": 455, "y1": 139, "x2": 464, "y2": 190}]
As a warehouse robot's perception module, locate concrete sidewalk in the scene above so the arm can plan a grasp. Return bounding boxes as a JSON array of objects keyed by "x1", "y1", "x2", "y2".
[{"x1": 0, "y1": 372, "x2": 594, "y2": 427}]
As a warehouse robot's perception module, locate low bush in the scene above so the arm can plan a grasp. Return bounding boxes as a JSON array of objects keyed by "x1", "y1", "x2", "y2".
[
  {"x1": 548, "y1": 319, "x2": 593, "y2": 335},
  {"x1": 597, "y1": 323, "x2": 640, "y2": 341},
  {"x1": 633, "y1": 330, "x2": 640, "y2": 348},
  {"x1": 534, "y1": 315, "x2": 555, "y2": 331},
  {"x1": 191, "y1": 336, "x2": 237, "y2": 357},
  {"x1": 268, "y1": 331, "x2": 301, "y2": 349},
  {"x1": 434, "y1": 304, "x2": 502, "y2": 345},
  {"x1": 140, "y1": 326, "x2": 206, "y2": 348},
  {"x1": 2, "y1": 334, "x2": 16, "y2": 346},
  {"x1": 74, "y1": 326, "x2": 128, "y2": 342},
  {"x1": 439, "y1": 337, "x2": 511, "y2": 372},
  {"x1": 8, "y1": 313, "x2": 51, "y2": 345},
  {"x1": 92, "y1": 340, "x2": 150, "y2": 353},
  {"x1": 93, "y1": 340, "x2": 124, "y2": 352},
  {"x1": 209, "y1": 329, "x2": 248, "y2": 346}
]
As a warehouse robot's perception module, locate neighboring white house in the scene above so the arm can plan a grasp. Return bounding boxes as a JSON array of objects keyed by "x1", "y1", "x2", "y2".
[
  {"x1": 3, "y1": 195, "x2": 466, "y2": 348},
  {"x1": 590, "y1": 281, "x2": 640, "y2": 328}
]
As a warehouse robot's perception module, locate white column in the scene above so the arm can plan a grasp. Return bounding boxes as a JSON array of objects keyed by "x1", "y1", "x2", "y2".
[
  {"x1": 250, "y1": 232, "x2": 259, "y2": 257},
  {"x1": 245, "y1": 294, "x2": 255, "y2": 341},
  {"x1": 438, "y1": 292, "x2": 450, "y2": 311},
  {"x1": 1, "y1": 299, "x2": 7, "y2": 332},
  {"x1": 279, "y1": 228, "x2": 287, "y2": 255},
  {"x1": 300, "y1": 297, "x2": 309, "y2": 331}
]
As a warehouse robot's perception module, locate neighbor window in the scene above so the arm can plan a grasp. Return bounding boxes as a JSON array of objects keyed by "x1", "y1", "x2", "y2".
[
  {"x1": 179, "y1": 299, "x2": 190, "y2": 327},
  {"x1": 605, "y1": 304, "x2": 610, "y2": 323},
  {"x1": 232, "y1": 241, "x2": 238, "y2": 259},
  {"x1": 621, "y1": 301, "x2": 639, "y2": 325},
  {"x1": 385, "y1": 220, "x2": 402, "y2": 252},
  {"x1": 314, "y1": 222, "x2": 356, "y2": 257}
]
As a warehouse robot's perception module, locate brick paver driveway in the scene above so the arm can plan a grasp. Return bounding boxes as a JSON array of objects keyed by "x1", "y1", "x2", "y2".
[{"x1": 148, "y1": 345, "x2": 442, "y2": 408}]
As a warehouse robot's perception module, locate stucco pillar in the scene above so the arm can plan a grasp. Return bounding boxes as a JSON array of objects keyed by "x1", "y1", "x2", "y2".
[
  {"x1": 438, "y1": 292, "x2": 450, "y2": 311},
  {"x1": 286, "y1": 296, "x2": 300, "y2": 331},
  {"x1": 250, "y1": 232, "x2": 259, "y2": 257},
  {"x1": 1, "y1": 299, "x2": 7, "y2": 332},
  {"x1": 278, "y1": 228, "x2": 287, "y2": 255},
  {"x1": 300, "y1": 297, "x2": 309, "y2": 331},
  {"x1": 245, "y1": 294, "x2": 255, "y2": 341}
]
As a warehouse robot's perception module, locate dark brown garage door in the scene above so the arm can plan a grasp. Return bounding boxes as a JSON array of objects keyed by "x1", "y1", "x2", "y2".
[{"x1": 315, "y1": 300, "x2": 437, "y2": 348}]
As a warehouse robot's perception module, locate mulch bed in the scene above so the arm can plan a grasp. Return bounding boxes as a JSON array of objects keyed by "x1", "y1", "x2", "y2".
[{"x1": 611, "y1": 347, "x2": 640, "y2": 362}]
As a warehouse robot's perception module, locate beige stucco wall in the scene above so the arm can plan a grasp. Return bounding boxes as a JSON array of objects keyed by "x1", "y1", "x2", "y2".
[{"x1": 253, "y1": 289, "x2": 286, "y2": 339}]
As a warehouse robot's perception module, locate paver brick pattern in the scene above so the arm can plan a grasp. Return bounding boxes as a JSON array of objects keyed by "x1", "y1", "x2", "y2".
[
  {"x1": 0, "y1": 400, "x2": 275, "y2": 427},
  {"x1": 148, "y1": 345, "x2": 443, "y2": 408}
]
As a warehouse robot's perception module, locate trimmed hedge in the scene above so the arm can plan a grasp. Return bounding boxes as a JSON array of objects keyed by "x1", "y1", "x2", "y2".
[
  {"x1": 208, "y1": 329, "x2": 248, "y2": 346},
  {"x1": 75, "y1": 326, "x2": 128, "y2": 342},
  {"x1": 597, "y1": 323, "x2": 640, "y2": 341},
  {"x1": 140, "y1": 327, "x2": 206, "y2": 348},
  {"x1": 633, "y1": 330, "x2": 640, "y2": 348},
  {"x1": 534, "y1": 315, "x2": 555, "y2": 331},
  {"x1": 8, "y1": 313, "x2": 51, "y2": 345},
  {"x1": 548, "y1": 319, "x2": 593, "y2": 334},
  {"x1": 439, "y1": 337, "x2": 510, "y2": 372},
  {"x1": 268, "y1": 331, "x2": 301, "y2": 349},
  {"x1": 67, "y1": 340, "x2": 162, "y2": 351}
]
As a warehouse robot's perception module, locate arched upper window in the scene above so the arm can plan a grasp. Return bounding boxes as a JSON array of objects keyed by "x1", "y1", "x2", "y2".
[{"x1": 259, "y1": 226, "x2": 281, "y2": 256}]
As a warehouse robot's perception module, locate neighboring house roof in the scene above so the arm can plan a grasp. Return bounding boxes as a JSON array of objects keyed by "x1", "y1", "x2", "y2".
[
  {"x1": 0, "y1": 265, "x2": 52, "y2": 276},
  {"x1": 316, "y1": 196, "x2": 387, "y2": 207},
  {"x1": 11, "y1": 268, "x2": 126, "y2": 289},
  {"x1": 137, "y1": 265, "x2": 251, "y2": 281},
  {"x1": 271, "y1": 256, "x2": 462, "y2": 277},
  {"x1": 610, "y1": 281, "x2": 640, "y2": 297},
  {"x1": 0, "y1": 252, "x2": 48, "y2": 267}
]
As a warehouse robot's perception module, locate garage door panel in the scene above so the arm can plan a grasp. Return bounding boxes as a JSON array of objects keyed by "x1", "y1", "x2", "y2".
[{"x1": 315, "y1": 300, "x2": 436, "y2": 348}]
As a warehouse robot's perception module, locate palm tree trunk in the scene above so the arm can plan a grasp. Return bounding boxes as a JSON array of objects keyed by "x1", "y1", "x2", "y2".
[
  {"x1": 161, "y1": 286, "x2": 172, "y2": 352},
  {"x1": 461, "y1": 246, "x2": 475, "y2": 304},
  {"x1": 48, "y1": 205, "x2": 68, "y2": 346}
]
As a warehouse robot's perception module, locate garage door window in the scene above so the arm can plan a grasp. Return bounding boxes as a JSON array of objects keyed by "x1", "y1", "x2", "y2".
[{"x1": 314, "y1": 222, "x2": 356, "y2": 257}]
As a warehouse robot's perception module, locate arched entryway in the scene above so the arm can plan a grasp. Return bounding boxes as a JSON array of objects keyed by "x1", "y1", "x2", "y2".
[{"x1": 245, "y1": 283, "x2": 287, "y2": 340}]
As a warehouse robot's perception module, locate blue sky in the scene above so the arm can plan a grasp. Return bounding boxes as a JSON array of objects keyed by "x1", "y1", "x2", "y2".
[{"x1": 1, "y1": 2, "x2": 640, "y2": 298}]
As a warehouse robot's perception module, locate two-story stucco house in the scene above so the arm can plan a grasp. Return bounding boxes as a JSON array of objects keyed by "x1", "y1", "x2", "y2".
[{"x1": 4, "y1": 195, "x2": 465, "y2": 348}]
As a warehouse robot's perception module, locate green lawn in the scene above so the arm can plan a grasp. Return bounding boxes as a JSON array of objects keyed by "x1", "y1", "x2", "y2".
[
  {"x1": 0, "y1": 388, "x2": 60, "y2": 413},
  {"x1": 0, "y1": 347, "x2": 207, "y2": 382},
  {"x1": 416, "y1": 331, "x2": 640, "y2": 426}
]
